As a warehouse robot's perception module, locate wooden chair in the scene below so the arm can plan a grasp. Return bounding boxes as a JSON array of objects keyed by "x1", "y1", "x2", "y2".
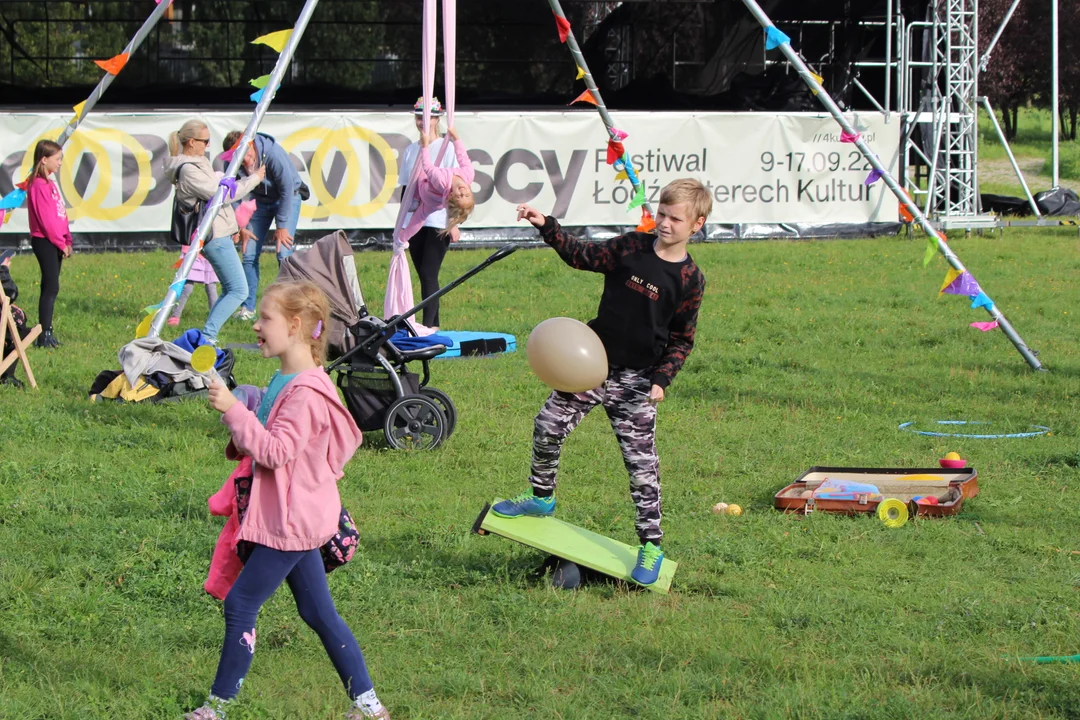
[{"x1": 0, "y1": 280, "x2": 41, "y2": 388}]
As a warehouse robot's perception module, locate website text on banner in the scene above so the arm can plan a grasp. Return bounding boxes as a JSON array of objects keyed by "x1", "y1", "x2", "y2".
[{"x1": 0, "y1": 111, "x2": 899, "y2": 234}]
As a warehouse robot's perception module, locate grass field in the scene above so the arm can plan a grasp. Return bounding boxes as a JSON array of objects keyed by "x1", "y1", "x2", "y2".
[
  {"x1": 977, "y1": 108, "x2": 1079, "y2": 199},
  {"x1": 2, "y1": 230, "x2": 1080, "y2": 719}
]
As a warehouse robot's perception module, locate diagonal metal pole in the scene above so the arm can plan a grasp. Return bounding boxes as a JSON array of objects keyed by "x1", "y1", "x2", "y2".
[
  {"x1": 978, "y1": 0, "x2": 1023, "y2": 73},
  {"x1": 147, "y1": 0, "x2": 321, "y2": 339},
  {"x1": 57, "y1": 0, "x2": 174, "y2": 147},
  {"x1": 737, "y1": 0, "x2": 1043, "y2": 370},
  {"x1": 546, "y1": 0, "x2": 653, "y2": 218}
]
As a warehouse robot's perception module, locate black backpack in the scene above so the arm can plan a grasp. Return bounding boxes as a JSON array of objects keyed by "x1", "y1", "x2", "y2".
[{"x1": 170, "y1": 163, "x2": 205, "y2": 246}]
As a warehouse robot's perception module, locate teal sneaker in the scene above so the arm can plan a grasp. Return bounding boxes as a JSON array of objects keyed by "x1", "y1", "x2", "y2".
[
  {"x1": 630, "y1": 542, "x2": 664, "y2": 585},
  {"x1": 491, "y1": 489, "x2": 555, "y2": 518}
]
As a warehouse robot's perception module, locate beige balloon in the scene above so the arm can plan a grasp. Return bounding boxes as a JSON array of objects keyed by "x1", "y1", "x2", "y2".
[{"x1": 526, "y1": 317, "x2": 608, "y2": 393}]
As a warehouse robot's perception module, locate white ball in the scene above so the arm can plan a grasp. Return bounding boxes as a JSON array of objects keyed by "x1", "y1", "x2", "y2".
[{"x1": 712, "y1": 502, "x2": 729, "y2": 514}]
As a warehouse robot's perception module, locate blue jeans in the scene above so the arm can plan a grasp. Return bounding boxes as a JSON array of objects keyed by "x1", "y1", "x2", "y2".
[
  {"x1": 211, "y1": 545, "x2": 373, "y2": 701},
  {"x1": 201, "y1": 235, "x2": 248, "y2": 341},
  {"x1": 242, "y1": 194, "x2": 301, "y2": 312}
]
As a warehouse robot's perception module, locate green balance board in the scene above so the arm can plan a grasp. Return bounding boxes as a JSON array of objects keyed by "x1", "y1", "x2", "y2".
[{"x1": 475, "y1": 499, "x2": 677, "y2": 594}]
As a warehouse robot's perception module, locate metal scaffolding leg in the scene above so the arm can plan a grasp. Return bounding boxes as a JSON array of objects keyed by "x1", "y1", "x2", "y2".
[{"x1": 736, "y1": 0, "x2": 1044, "y2": 371}]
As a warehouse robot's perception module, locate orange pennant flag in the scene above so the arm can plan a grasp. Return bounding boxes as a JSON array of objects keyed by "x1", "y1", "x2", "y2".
[
  {"x1": 94, "y1": 52, "x2": 129, "y2": 75},
  {"x1": 576, "y1": 66, "x2": 586, "y2": 80},
  {"x1": 636, "y1": 209, "x2": 656, "y2": 233},
  {"x1": 569, "y1": 89, "x2": 598, "y2": 106}
]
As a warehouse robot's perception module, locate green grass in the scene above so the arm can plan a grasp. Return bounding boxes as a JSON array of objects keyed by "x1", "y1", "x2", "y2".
[
  {"x1": 3, "y1": 234, "x2": 1080, "y2": 719},
  {"x1": 977, "y1": 107, "x2": 1079, "y2": 199}
]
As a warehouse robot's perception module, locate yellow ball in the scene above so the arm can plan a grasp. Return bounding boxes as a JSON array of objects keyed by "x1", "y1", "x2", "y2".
[
  {"x1": 726, "y1": 504, "x2": 743, "y2": 516},
  {"x1": 712, "y1": 502, "x2": 729, "y2": 514},
  {"x1": 945, "y1": 451, "x2": 962, "y2": 460}
]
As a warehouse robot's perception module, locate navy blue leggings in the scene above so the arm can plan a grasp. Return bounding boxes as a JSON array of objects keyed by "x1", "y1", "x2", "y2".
[{"x1": 211, "y1": 545, "x2": 372, "y2": 700}]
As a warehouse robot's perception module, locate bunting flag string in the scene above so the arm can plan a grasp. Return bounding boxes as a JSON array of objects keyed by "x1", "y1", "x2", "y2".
[
  {"x1": 93, "y1": 52, "x2": 129, "y2": 75},
  {"x1": 938, "y1": 268, "x2": 963, "y2": 296},
  {"x1": 73, "y1": 101, "x2": 87, "y2": 119},
  {"x1": 553, "y1": 13, "x2": 571, "y2": 43},
  {"x1": 942, "y1": 271, "x2": 982, "y2": 298},
  {"x1": 636, "y1": 208, "x2": 656, "y2": 233},
  {"x1": 606, "y1": 140, "x2": 625, "y2": 165},
  {"x1": 569, "y1": 89, "x2": 598, "y2": 106},
  {"x1": 764, "y1": 26, "x2": 790, "y2": 50},
  {"x1": 252, "y1": 29, "x2": 293, "y2": 53},
  {"x1": 971, "y1": 321, "x2": 1000, "y2": 332}
]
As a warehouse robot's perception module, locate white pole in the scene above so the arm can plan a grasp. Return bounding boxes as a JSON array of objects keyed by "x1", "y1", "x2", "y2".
[
  {"x1": 1051, "y1": 0, "x2": 1060, "y2": 188},
  {"x1": 736, "y1": 0, "x2": 1043, "y2": 371}
]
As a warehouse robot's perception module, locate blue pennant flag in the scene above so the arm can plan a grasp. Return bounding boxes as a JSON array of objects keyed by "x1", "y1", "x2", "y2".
[
  {"x1": 765, "y1": 26, "x2": 790, "y2": 50},
  {"x1": 250, "y1": 87, "x2": 266, "y2": 103},
  {"x1": 169, "y1": 280, "x2": 186, "y2": 298},
  {"x1": 970, "y1": 291, "x2": 994, "y2": 311},
  {"x1": 0, "y1": 188, "x2": 27, "y2": 211}
]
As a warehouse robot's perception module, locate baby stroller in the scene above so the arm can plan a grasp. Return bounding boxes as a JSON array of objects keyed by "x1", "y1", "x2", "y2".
[{"x1": 280, "y1": 232, "x2": 518, "y2": 450}]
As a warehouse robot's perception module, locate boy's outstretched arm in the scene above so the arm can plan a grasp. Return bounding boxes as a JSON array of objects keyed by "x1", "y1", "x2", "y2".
[
  {"x1": 650, "y1": 272, "x2": 705, "y2": 390},
  {"x1": 517, "y1": 204, "x2": 619, "y2": 273}
]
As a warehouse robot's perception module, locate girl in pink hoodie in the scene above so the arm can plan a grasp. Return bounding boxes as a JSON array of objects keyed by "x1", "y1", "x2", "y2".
[
  {"x1": 25, "y1": 140, "x2": 72, "y2": 348},
  {"x1": 189, "y1": 281, "x2": 388, "y2": 720},
  {"x1": 398, "y1": 126, "x2": 475, "y2": 246}
]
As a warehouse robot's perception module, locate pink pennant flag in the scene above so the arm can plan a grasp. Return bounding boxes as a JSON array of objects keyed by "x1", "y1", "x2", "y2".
[
  {"x1": 840, "y1": 130, "x2": 860, "y2": 144},
  {"x1": 610, "y1": 128, "x2": 628, "y2": 141},
  {"x1": 970, "y1": 321, "x2": 999, "y2": 332},
  {"x1": 942, "y1": 271, "x2": 982, "y2": 298}
]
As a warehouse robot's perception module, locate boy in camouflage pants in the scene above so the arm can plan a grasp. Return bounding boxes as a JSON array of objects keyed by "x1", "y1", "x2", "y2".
[{"x1": 493, "y1": 179, "x2": 710, "y2": 586}]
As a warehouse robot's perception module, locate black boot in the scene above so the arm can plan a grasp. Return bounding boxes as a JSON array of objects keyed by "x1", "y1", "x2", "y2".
[
  {"x1": 0, "y1": 375, "x2": 24, "y2": 389},
  {"x1": 35, "y1": 329, "x2": 60, "y2": 348}
]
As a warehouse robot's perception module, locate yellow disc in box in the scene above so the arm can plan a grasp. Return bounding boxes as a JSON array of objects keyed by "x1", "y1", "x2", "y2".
[
  {"x1": 877, "y1": 498, "x2": 909, "y2": 528},
  {"x1": 896, "y1": 474, "x2": 945, "y2": 482}
]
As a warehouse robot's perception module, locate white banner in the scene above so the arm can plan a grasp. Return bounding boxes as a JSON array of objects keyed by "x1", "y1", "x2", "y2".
[{"x1": 0, "y1": 110, "x2": 899, "y2": 235}]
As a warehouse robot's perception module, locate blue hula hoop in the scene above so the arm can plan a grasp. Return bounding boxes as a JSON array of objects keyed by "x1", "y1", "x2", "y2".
[{"x1": 897, "y1": 420, "x2": 1050, "y2": 439}]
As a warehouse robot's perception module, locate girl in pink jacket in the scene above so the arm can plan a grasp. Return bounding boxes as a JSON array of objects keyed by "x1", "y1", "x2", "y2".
[
  {"x1": 398, "y1": 126, "x2": 475, "y2": 245},
  {"x1": 189, "y1": 281, "x2": 388, "y2": 720},
  {"x1": 25, "y1": 140, "x2": 72, "y2": 348}
]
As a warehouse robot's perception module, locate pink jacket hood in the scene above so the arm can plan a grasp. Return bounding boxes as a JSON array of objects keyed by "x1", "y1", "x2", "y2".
[{"x1": 222, "y1": 367, "x2": 362, "y2": 551}]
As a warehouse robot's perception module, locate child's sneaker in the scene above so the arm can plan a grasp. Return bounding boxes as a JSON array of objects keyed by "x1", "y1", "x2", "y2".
[
  {"x1": 630, "y1": 541, "x2": 664, "y2": 586},
  {"x1": 491, "y1": 489, "x2": 555, "y2": 518},
  {"x1": 234, "y1": 308, "x2": 256, "y2": 321},
  {"x1": 345, "y1": 708, "x2": 390, "y2": 719},
  {"x1": 167, "y1": 317, "x2": 181, "y2": 327}
]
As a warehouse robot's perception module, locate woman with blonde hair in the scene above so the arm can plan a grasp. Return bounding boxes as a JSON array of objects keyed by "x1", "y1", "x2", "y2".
[{"x1": 164, "y1": 119, "x2": 264, "y2": 344}]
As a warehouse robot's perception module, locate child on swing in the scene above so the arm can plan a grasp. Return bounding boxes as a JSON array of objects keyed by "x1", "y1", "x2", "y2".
[
  {"x1": 186, "y1": 281, "x2": 388, "y2": 720},
  {"x1": 397, "y1": 125, "x2": 475, "y2": 248}
]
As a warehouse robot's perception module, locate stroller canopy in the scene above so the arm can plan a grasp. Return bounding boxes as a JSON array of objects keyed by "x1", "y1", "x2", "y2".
[{"x1": 278, "y1": 231, "x2": 367, "y2": 360}]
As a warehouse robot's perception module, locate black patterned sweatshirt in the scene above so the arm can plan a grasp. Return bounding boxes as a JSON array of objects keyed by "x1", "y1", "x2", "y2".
[{"x1": 539, "y1": 216, "x2": 705, "y2": 389}]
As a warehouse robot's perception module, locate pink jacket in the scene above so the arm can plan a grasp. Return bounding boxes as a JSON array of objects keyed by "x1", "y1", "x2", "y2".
[
  {"x1": 27, "y1": 177, "x2": 72, "y2": 252},
  {"x1": 399, "y1": 138, "x2": 474, "y2": 244},
  {"x1": 221, "y1": 367, "x2": 363, "y2": 552},
  {"x1": 204, "y1": 457, "x2": 249, "y2": 600}
]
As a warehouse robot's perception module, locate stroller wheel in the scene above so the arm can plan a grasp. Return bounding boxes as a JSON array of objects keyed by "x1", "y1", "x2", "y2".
[
  {"x1": 419, "y1": 386, "x2": 457, "y2": 437},
  {"x1": 384, "y1": 395, "x2": 448, "y2": 450}
]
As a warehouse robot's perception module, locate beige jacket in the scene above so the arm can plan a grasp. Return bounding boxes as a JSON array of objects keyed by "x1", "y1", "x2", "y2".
[{"x1": 164, "y1": 155, "x2": 261, "y2": 240}]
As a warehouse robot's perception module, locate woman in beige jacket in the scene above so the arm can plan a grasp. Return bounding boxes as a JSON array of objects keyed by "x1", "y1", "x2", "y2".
[{"x1": 165, "y1": 119, "x2": 264, "y2": 343}]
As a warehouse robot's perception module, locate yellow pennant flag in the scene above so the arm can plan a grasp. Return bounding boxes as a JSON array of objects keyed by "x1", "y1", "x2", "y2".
[
  {"x1": 73, "y1": 100, "x2": 87, "y2": 118},
  {"x1": 249, "y1": 75, "x2": 272, "y2": 89},
  {"x1": 252, "y1": 29, "x2": 293, "y2": 53},
  {"x1": 939, "y1": 268, "x2": 963, "y2": 296},
  {"x1": 614, "y1": 170, "x2": 629, "y2": 182},
  {"x1": 576, "y1": 66, "x2": 586, "y2": 80},
  {"x1": 809, "y1": 72, "x2": 823, "y2": 95}
]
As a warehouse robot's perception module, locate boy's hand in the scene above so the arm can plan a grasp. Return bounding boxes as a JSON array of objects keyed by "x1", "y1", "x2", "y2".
[
  {"x1": 648, "y1": 384, "x2": 664, "y2": 405},
  {"x1": 251, "y1": 165, "x2": 266, "y2": 183},
  {"x1": 447, "y1": 127, "x2": 459, "y2": 141},
  {"x1": 208, "y1": 380, "x2": 239, "y2": 414},
  {"x1": 516, "y1": 204, "x2": 546, "y2": 229}
]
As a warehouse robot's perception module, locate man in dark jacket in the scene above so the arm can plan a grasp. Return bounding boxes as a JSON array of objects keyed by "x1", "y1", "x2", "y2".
[{"x1": 223, "y1": 131, "x2": 304, "y2": 320}]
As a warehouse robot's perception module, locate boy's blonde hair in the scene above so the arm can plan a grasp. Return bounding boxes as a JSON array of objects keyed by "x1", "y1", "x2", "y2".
[
  {"x1": 263, "y1": 281, "x2": 331, "y2": 365},
  {"x1": 659, "y1": 179, "x2": 712, "y2": 224},
  {"x1": 442, "y1": 193, "x2": 475, "y2": 238},
  {"x1": 168, "y1": 119, "x2": 209, "y2": 157}
]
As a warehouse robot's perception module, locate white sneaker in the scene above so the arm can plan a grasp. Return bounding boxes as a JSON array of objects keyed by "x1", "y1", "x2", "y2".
[{"x1": 234, "y1": 308, "x2": 256, "y2": 321}]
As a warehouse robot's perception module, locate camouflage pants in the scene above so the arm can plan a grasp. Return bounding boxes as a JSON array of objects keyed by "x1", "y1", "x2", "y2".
[{"x1": 529, "y1": 367, "x2": 662, "y2": 543}]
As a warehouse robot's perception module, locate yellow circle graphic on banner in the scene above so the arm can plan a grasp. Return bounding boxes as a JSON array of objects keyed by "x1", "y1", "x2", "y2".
[
  {"x1": 280, "y1": 124, "x2": 397, "y2": 220},
  {"x1": 21, "y1": 126, "x2": 153, "y2": 222}
]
